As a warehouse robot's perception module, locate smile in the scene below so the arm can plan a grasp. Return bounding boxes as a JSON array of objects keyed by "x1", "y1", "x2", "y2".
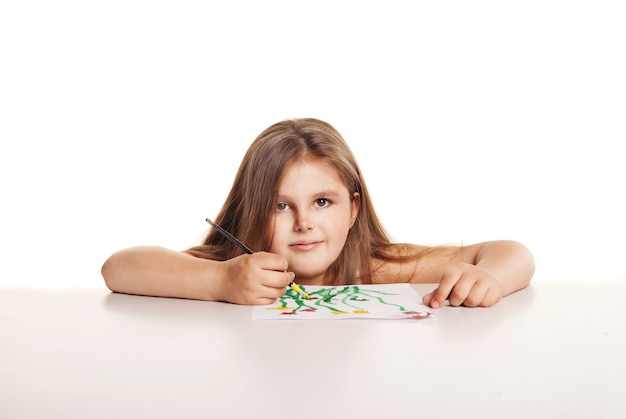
[{"x1": 289, "y1": 241, "x2": 323, "y2": 252}]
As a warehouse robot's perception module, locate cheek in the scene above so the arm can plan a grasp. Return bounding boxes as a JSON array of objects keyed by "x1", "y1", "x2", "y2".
[
  {"x1": 338, "y1": 209, "x2": 356, "y2": 231},
  {"x1": 326, "y1": 214, "x2": 352, "y2": 246}
]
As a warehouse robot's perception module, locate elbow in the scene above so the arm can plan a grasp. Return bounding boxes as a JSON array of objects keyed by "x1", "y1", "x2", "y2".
[
  {"x1": 101, "y1": 252, "x2": 123, "y2": 293},
  {"x1": 527, "y1": 255, "x2": 536, "y2": 287},
  {"x1": 516, "y1": 241, "x2": 536, "y2": 288},
  {"x1": 520, "y1": 241, "x2": 536, "y2": 282},
  {"x1": 484, "y1": 240, "x2": 536, "y2": 290}
]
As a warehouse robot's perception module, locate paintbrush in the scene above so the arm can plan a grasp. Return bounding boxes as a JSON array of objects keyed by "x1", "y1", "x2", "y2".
[{"x1": 205, "y1": 218, "x2": 311, "y2": 300}]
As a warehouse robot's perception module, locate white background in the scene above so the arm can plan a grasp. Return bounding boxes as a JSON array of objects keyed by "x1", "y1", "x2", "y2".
[{"x1": 1, "y1": 1, "x2": 624, "y2": 288}]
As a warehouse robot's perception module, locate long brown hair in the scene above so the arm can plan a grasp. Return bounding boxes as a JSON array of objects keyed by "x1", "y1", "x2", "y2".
[{"x1": 187, "y1": 118, "x2": 406, "y2": 285}]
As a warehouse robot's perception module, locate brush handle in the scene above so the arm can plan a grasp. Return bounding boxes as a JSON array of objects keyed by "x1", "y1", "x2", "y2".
[{"x1": 205, "y1": 218, "x2": 254, "y2": 254}]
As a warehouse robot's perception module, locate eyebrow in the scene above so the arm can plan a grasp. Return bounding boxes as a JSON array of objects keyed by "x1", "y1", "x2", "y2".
[{"x1": 277, "y1": 190, "x2": 343, "y2": 200}]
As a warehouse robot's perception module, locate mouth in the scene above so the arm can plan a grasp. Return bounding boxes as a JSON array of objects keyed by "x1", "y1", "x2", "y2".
[{"x1": 289, "y1": 240, "x2": 323, "y2": 252}]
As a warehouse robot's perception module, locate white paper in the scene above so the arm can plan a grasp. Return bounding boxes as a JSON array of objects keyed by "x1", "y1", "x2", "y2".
[{"x1": 252, "y1": 283, "x2": 432, "y2": 320}]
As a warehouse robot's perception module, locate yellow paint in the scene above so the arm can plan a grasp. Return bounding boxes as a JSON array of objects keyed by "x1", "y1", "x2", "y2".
[
  {"x1": 266, "y1": 306, "x2": 290, "y2": 311},
  {"x1": 352, "y1": 310, "x2": 369, "y2": 314},
  {"x1": 331, "y1": 311, "x2": 349, "y2": 315},
  {"x1": 290, "y1": 283, "x2": 311, "y2": 300}
]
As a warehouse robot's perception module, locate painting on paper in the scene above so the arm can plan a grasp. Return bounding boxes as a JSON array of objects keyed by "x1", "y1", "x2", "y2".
[{"x1": 252, "y1": 283, "x2": 432, "y2": 320}]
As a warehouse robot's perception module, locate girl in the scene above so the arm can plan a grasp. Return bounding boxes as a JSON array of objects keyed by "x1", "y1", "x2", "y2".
[{"x1": 102, "y1": 118, "x2": 534, "y2": 308}]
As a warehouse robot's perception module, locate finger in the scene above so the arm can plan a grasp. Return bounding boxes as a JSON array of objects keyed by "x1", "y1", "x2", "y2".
[
  {"x1": 448, "y1": 278, "x2": 477, "y2": 307},
  {"x1": 479, "y1": 287, "x2": 502, "y2": 307},
  {"x1": 422, "y1": 291, "x2": 433, "y2": 306},
  {"x1": 261, "y1": 270, "x2": 295, "y2": 289},
  {"x1": 428, "y1": 286, "x2": 449, "y2": 309},
  {"x1": 240, "y1": 280, "x2": 287, "y2": 305},
  {"x1": 255, "y1": 297, "x2": 278, "y2": 305},
  {"x1": 461, "y1": 281, "x2": 489, "y2": 307},
  {"x1": 242, "y1": 295, "x2": 280, "y2": 306},
  {"x1": 255, "y1": 252, "x2": 289, "y2": 272},
  {"x1": 430, "y1": 269, "x2": 464, "y2": 308}
]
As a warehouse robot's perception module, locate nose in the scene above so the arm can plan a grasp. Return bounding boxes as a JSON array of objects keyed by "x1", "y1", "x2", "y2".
[{"x1": 294, "y1": 210, "x2": 314, "y2": 232}]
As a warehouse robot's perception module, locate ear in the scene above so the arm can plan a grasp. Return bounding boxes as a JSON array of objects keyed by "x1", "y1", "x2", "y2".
[{"x1": 350, "y1": 192, "x2": 360, "y2": 227}]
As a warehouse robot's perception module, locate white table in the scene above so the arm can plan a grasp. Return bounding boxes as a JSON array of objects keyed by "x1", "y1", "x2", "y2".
[{"x1": 1, "y1": 281, "x2": 624, "y2": 419}]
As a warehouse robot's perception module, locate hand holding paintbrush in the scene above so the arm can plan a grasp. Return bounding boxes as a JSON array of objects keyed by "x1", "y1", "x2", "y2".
[{"x1": 205, "y1": 218, "x2": 311, "y2": 300}]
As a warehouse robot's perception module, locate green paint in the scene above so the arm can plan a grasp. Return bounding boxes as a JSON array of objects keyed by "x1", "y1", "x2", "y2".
[{"x1": 277, "y1": 285, "x2": 410, "y2": 315}]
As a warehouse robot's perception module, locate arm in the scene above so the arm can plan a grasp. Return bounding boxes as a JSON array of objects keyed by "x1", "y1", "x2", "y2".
[
  {"x1": 101, "y1": 246, "x2": 294, "y2": 305},
  {"x1": 420, "y1": 240, "x2": 535, "y2": 308}
]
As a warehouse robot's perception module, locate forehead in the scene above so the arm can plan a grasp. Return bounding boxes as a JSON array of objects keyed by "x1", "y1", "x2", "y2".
[{"x1": 278, "y1": 159, "x2": 348, "y2": 194}]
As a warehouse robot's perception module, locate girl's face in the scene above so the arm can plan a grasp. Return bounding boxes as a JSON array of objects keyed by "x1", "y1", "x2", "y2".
[{"x1": 266, "y1": 159, "x2": 359, "y2": 284}]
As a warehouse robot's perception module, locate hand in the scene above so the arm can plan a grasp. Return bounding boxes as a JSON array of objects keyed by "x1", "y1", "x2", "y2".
[
  {"x1": 422, "y1": 262, "x2": 504, "y2": 308},
  {"x1": 215, "y1": 252, "x2": 295, "y2": 305}
]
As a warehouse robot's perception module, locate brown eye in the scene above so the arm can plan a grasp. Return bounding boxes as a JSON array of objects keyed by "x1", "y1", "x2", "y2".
[
  {"x1": 315, "y1": 198, "x2": 331, "y2": 207},
  {"x1": 276, "y1": 202, "x2": 288, "y2": 211}
]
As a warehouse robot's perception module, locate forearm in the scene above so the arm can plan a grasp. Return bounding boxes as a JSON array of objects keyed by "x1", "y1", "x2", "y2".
[
  {"x1": 101, "y1": 246, "x2": 221, "y2": 300},
  {"x1": 472, "y1": 240, "x2": 535, "y2": 296}
]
